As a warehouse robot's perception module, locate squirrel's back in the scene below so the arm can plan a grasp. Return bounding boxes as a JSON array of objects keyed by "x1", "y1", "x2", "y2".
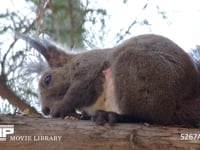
[{"x1": 105, "y1": 34, "x2": 200, "y2": 125}]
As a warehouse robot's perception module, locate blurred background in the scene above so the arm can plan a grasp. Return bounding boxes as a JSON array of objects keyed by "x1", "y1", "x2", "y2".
[{"x1": 0, "y1": 0, "x2": 200, "y2": 114}]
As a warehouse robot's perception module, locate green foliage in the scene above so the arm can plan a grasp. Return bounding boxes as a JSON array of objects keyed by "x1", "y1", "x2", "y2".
[{"x1": 24, "y1": 0, "x2": 86, "y2": 48}]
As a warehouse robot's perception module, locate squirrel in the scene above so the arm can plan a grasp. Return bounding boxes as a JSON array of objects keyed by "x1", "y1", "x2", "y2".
[{"x1": 16, "y1": 33, "x2": 200, "y2": 126}]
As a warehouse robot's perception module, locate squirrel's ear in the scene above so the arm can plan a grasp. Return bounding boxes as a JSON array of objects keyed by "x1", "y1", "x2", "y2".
[{"x1": 15, "y1": 33, "x2": 73, "y2": 67}]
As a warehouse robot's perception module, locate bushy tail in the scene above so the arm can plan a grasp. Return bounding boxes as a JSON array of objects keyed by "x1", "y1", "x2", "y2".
[
  {"x1": 189, "y1": 47, "x2": 200, "y2": 94},
  {"x1": 189, "y1": 46, "x2": 200, "y2": 73},
  {"x1": 172, "y1": 98, "x2": 200, "y2": 127},
  {"x1": 174, "y1": 48, "x2": 200, "y2": 127}
]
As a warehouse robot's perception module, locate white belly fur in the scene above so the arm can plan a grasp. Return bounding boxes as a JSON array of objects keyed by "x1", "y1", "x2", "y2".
[{"x1": 82, "y1": 68, "x2": 121, "y2": 115}]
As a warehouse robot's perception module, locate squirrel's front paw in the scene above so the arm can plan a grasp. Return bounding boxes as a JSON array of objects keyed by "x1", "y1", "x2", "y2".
[
  {"x1": 92, "y1": 110, "x2": 118, "y2": 125},
  {"x1": 50, "y1": 101, "x2": 72, "y2": 118}
]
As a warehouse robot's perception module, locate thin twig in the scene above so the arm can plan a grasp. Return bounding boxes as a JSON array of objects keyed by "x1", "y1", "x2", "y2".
[
  {"x1": 116, "y1": 0, "x2": 149, "y2": 43},
  {"x1": 68, "y1": 0, "x2": 75, "y2": 49},
  {"x1": 1, "y1": 14, "x2": 41, "y2": 76}
]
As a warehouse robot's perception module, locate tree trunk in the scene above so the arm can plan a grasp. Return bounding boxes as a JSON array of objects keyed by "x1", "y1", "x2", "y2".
[{"x1": 0, "y1": 115, "x2": 200, "y2": 150}]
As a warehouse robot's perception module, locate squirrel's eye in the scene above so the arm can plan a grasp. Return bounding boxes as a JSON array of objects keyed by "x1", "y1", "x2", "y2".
[{"x1": 44, "y1": 75, "x2": 52, "y2": 86}]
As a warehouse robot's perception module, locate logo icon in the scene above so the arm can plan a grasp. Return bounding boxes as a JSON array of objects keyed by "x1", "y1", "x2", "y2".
[{"x1": 0, "y1": 125, "x2": 14, "y2": 141}]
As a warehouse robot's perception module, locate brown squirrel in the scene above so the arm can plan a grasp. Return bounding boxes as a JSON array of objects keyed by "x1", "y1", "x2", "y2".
[{"x1": 16, "y1": 33, "x2": 200, "y2": 126}]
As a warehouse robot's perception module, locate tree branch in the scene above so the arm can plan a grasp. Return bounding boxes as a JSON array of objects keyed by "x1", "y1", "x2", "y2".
[
  {"x1": 0, "y1": 115, "x2": 200, "y2": 150},
  {"x1": 0, "y1": 75, "x2": 38, "y2": 114}
]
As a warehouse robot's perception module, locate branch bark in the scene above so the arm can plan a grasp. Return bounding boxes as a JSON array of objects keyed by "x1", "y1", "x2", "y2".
[
  {"x1": 0, "y1": 75, "x2": 38, "y2": 114},
  {"x1": 0, "y1": 115, "x2": 200, "y2": 150}
]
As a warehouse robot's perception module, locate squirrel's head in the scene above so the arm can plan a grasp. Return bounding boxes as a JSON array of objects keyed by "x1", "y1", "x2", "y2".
[
  {"x1": 15, "y1": 33, "x2": 75, "y2": 115},
  {"x1": 16, "y1": 33, "x2": 107, "y2": 117},
  {"x1": 39, "y1": 65, "x2": 72, "y2": 115}
]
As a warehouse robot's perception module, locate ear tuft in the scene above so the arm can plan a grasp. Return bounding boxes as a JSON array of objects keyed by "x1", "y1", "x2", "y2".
[{"x1": 15, "y1": 33, "x2": 74, "y2": 67}]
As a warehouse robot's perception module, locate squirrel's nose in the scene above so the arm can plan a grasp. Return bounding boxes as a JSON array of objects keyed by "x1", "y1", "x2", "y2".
[{"x1": 42, "y1": 107, "x2": 50, "y2": 115}]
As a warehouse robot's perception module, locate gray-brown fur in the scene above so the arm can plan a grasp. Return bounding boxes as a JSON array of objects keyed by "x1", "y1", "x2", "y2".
[
  {"x1": 16, "y1": 33, "x2": 200, "y2": 126},
  {"x1": 106, "y1": 34, "x2": 200, "y2": 126}
]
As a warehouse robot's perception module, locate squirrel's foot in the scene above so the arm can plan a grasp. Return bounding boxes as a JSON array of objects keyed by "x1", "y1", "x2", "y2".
[
  {"x1": 92, "y1": 110, "x2": 119, "y2": 125},
  {"x1": 92, "y1": 110, "x2": 143, "y2": 125},
  {"x1": 80, "y1": 111, "x2": 92, "y2": 120}
]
